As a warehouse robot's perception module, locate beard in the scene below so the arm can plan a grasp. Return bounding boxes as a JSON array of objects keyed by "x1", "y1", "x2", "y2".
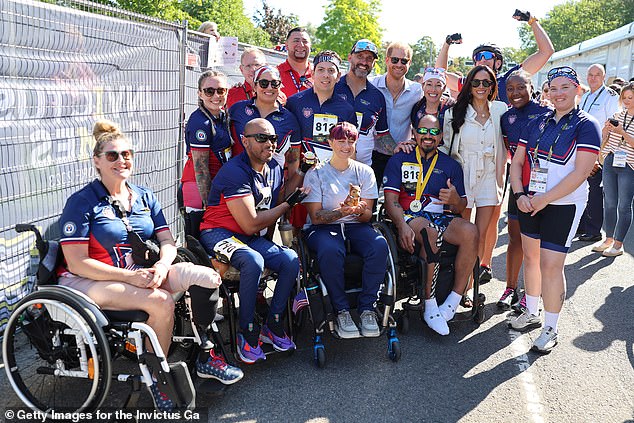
[{"x1": 352, "y1": 64, "x2": 370, "y2": 78}]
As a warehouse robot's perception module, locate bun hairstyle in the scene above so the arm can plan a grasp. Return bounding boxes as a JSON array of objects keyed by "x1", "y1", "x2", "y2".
[{"x1": 92, "y1": 119, "x2": 127, "y2": 156}]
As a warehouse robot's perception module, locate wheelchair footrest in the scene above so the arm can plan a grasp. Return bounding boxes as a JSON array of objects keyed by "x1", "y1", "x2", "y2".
[{"x1": 168, "y1": 361, "x2": 196, "y2": 409}]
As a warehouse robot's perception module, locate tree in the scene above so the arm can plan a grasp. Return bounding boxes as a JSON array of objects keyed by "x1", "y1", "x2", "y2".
[
  {"x1": 180, "y1": 0, "x2": 270, "y2": 46},
  {"x1": 407, "y1": 36, "x2": 437, "y2": 79},
  {"x1": 92, "y1": 0, "x2": 192, "y2": 22},
  {"x1": 316, "y1": 0, "x2": 382, "y2": 59},
  {"x1": 519, "y1": 0, "x2": 634, "y2": 53},
  {"x1": 254, "y1": 0, "x2": 299, "y2": 46},
  {"x1": 501, "y1": 47, "x2": 528, "y2": 69}
]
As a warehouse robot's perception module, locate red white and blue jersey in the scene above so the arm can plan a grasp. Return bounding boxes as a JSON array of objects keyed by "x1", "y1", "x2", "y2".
[
  {"x1": 383, "y1": 149, "x2": 466, "y2": 214},
  {"x1": 181, "y1": 107, "x2": 232, "y2": 184},
  {"x1": 459, "y1": 64, "x2": 522, "y2": 105},
  {"x1": 285, "y1": 87, "x2": 357, "y2": 162},
  {"x1": 518, "y1": 108, "x2": 601, "y2": 205},
  {"x1": 200, "y1": 152, "x2": 284, "y2": 235},
  {"x1": 502, "y1": 100, "x2": 552, "y2": 157},
  {"x1": 410, "y1": 98, "x2": 452, "y2": 134},
  {"x1": 59, "y1": 179, "x2": 169, "y2": 269},
  {"x1": 229, "y1": 99, "x2": 300, "y2": 168}
]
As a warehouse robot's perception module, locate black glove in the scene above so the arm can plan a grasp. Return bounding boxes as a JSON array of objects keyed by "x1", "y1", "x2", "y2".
[
  {"x1": 513, "y1": 9, "x2": 531, "y2": 22},
  {"x1": 299, "y1": 152, "x2": 317, "y2": 174},
  {"x1": 285, "y1": 188, "x2": 308, "y2": 207},
  {"x1": 445, "y1": 33, "x2": 462, "y2": 45}
]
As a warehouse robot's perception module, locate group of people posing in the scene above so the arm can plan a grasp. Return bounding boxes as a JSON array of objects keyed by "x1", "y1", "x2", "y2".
[{"x1": 54, "y1": 9, "x2": 633, "y2": 411}]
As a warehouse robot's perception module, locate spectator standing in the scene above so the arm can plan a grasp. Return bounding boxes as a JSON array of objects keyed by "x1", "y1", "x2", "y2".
[{"x1": 278, "y1": 27, "x2": 313, "y2": 99}]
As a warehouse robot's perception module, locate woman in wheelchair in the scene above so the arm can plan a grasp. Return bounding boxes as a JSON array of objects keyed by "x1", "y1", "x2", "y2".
[
  {"x1": 302, "y1": 122, "x2": 389, "y2": 338},
  {"x1": 383, "y1": 114, "x2": 479, "y2": 335},
  {"x1": 57, "y1": 120, "x2": 241, "y2": 410}
]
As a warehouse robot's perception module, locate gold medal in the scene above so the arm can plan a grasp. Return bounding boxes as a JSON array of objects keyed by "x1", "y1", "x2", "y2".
[{"x1": 409, "y1": 200, "x2": 422, "y2": 212}]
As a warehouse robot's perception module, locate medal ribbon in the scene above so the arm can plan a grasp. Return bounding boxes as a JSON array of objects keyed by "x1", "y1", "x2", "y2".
[{"x1": 414, "y1": 148, "x2": 438, "y2": 202}]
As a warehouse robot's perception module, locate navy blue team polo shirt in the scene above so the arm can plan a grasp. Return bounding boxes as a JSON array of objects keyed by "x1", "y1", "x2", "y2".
[
  {"x1": 334, "y1": 75, "x2": 389, "y2": 137},
  {"x1": 59, "y1": 179, "x2": 169, "y2": 268},
  {"x1": 502, "y1": 100, "x2": 552, "y2": 157},
  {"x1": 383, "y1": 149, "x2": 466, "y2": 214},
  {"x1": 229, "y1": 99, "x2": 300, "y2": 167},
  {"x1": 410, "y1": 98, "x2": 452, "y2": 131},
  {"x1": 200, "y1": 151, "x2": 284, "y2": 235},
  {"x1": 285, "y1": 87, "x2": 357, "y2": 161}
]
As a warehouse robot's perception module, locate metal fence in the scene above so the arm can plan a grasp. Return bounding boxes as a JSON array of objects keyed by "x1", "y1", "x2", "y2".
[{"x1": 0, "y1": 0, "x2": 287, "y2": 332}]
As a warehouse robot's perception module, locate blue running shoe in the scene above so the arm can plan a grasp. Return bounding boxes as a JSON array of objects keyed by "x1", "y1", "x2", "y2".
[
  {"x1": 148, "y1": 382, "x2": 174, "y2": 412},
  {"x1": 260, "y1": 324, "x2": 296, "y2": 352},
  {"x1": 236, "y1": 333, "x2": 265, "y2": 364},
  {"x1": 196, "y1": 350, "x2": 244, "y2": 384}
]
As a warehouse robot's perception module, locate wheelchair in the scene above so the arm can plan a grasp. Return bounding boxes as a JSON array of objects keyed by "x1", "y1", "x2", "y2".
[
  {"x1": 294, "y1": 222, "x2": 401, "y2": 368},
  {"x1": 180, "y1": 209, "x2": 297, "y2": 364},
  {"x1": 3, "y1": 224, "x2": 212, "y2": 415},
  {"x1": 374, "y1": 209, "x2": 486, "y2": 334}
]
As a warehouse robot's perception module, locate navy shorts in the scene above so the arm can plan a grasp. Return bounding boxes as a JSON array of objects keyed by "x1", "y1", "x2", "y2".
[
  {"x1": 518, "y1": 203, "x2": 584, "y2": 252},
  {"x1": 507, "y1": 192, "x2": 519, "y2": 220}
]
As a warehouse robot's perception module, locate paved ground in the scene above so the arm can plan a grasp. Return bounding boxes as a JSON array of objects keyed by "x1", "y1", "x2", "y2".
[{"x1": 1, "y1": 214, "x2": 633, "y2": 423}]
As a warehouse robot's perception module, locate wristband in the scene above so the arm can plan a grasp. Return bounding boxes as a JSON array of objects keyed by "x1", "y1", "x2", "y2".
[
  {"x1": 528, "y1": 16, "x2": 538, "y2": 25},
  {"x1": 513, "y1": 192, "x2": 526, "y2": 201}
]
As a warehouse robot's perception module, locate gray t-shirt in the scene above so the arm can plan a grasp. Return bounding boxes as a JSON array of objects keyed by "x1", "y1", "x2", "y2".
[{"x1": 302, "y1": 159, "x2": 378, "y2": 225}]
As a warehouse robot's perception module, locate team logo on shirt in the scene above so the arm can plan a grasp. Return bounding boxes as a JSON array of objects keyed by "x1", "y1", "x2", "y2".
[
  {"x1": 245, "y1": 107, "x2": 254, "y2": 116},
  {"x1": 302, "y1": 107, "x2": 313, "y2": 118},
  {"x1": 508, "y1": 115, "x2": 516, "y2": 125},
  {"x1": 62, "y1": 222, "x2": 76, "y2": 236},
  {"x1": 360, "y1": 99, "x2": 370, "y2": 106},
  {"x1": 103, "y1": 207, "x2": 116, "y2": 219},
  {"x1": 271, "y1": 115, "x2": 282, "y2": 121},
  {"x1": 196, "y1": 130, "x2": 207, "y2": 141}
]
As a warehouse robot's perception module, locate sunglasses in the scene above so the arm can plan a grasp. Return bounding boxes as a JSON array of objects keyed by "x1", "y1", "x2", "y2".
[
  {"x1": 98, "y1": 149, "x2": 134, "y2": 162},
  {"x1": 201, "y1": 87, "x2": 227, "y2": 96},
  {"x1": 474, "y1": 51, "x2": 496, "y2": 61},
  {"x1": 547, "y1": 67, "x2": 577, "y2": 79},
  {"x1": 471, "y1": 79, "x2": 494, "y2": 88},
  {"x1": 352, "y1": 40, "x2": 378, "y2": 55},
  {"x1": 245, "y1": 133, "x2": 277, "y2": 143},
  {"x1": 424, "y1": 67, "x2": 446, "y2": 74},
  {"x1": 415, "y1": 127, "x2": 441, "y2": 136},
  {"x1": 256, "y1": 79, "x2": 282, "y2": 89},
  {"x1": 390, "y1": 57, "x2": 410, "y2": 65}
]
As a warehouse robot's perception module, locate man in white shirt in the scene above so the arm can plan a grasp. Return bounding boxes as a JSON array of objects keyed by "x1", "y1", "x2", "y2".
[{"x1": 577, "y1": 64, "x2": 620, "y2": 242}]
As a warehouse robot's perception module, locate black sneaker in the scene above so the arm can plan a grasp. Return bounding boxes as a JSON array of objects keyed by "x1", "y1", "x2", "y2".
[
  {"x1": 479, "y1": 265, "x2": 492, "y2": 284},
  {"x1": 497, "y1": 288, "x2": 518, "y2": 310}
]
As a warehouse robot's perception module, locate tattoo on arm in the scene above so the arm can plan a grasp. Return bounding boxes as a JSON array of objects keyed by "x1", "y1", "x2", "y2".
[
  {"x1": 286, "y1": 147, "x2": 300, "y2": 166},
  {"x1": 392, "y1": 200, "x2": 403, "y2": 211},
  {"x1": 193, "y1": 152, "x2": 212, "y2": 207},
  {"x1": 376, "y1": 133, "x2": 398, "y2": 155},
  {"x1": 315, "y1": 209, "x2": 343, "y2": 224}
]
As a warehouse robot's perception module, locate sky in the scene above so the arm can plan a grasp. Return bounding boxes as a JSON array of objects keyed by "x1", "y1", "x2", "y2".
[{"x1": 243, "y1": 0, "x2": 568, "y2": 55}]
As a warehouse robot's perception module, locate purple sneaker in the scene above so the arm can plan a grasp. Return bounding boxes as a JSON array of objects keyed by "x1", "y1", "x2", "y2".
[
  {"x1": 260, "y1": 324, "x2": 296, "y2": 352},
  {"x1": 236, "y1": 333, "x2": 266, "y2": 364}
]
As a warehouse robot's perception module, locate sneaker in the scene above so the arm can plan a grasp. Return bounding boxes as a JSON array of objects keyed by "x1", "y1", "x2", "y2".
[
  {"x1": 196, "y1": 350, "x2": 244, "y2": 384},
  {"x1": 236, "y1": 332, "x2": 266, "y2": 364},
  {"x1": 497, "y1": 287, "x2": 518, "y2": 310},
  {"x1": 336, "y1": 310, "x2": 360, "y2": 339},
  {"x1": 260, "y1": 324, "x2": 296, "y2": 352},
  {"x1": 531, "y1": 326, "x2": 558, "y2": 353},
  {"x1": 508, "y1": 310, "x2": 541, "y2": 332},
  {"x1": 511, "y1": 294, "x2": 527, "y2": 314},
  {"x1": 148, "y1": 382, "x2": 174, "y2": 412},
  {"x1": 359, "y1": 310, "x2": 380, "y2": 337},
  {"x1": 479, "y1": 265, "x2": 492, "y2": 284}
]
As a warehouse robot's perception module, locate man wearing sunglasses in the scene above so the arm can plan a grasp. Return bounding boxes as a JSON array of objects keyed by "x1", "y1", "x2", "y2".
[
  {"x1": 277, "y1": 27, "x2": 313, "y2": 99},
  {"x1": 383, "y1": 114, "x2": 477, "y2": 336},
  {"x1": 199, "y1": 118, "x2": 307, "y2": 363},
  {"x1": 436, "y1": 10, "x2": 554, "y2": 104},
  {"x1": 334, "y1": 39, "x2": 393, "y2": 167},
  {"x1": 227, "y1": 47, "x2": 266, "y2": 109},
  {"x1": 369, "y1": 42, "x2": 423, "y2": 189}
]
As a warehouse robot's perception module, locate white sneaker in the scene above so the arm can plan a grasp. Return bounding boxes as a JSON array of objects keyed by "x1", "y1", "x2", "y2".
[
  {"x1": 424, "y1": 302, "x2": 449, "y2": 336},
  {"x1": 359, "y1": 310, "x2": 380, "y2": 337},
  {"x1": 508, "y1": 311, "x2": 541, "y2": 332},
  {"x1": 531, "y1": 326, "x2": 558, "y2": 353},
  {"x1": 336, "y1": 310, "x2": 360, "y2": 339}
]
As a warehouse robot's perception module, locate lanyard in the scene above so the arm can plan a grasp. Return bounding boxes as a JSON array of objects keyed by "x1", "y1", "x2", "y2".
[
  {"x1": 289, "y1": 70, "x2": 311, "y2": 93},
  {"x1": 623, "y1": 111, "x2": 634, "y2": 132},
  {"x1": 532, "y1": 113, "x2": 571, "y2": 165},
  {"x1": 242, "y1": 84, "x2": 252, "y2": 100},
  {"x1": 414, "y1": 149, "x2": 438, "y2": 201},
  {"x1": 581, "y1": 86, "x2": 604, "y2": 112}
]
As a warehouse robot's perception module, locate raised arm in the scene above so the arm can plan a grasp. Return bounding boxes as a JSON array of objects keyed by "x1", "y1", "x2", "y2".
[{"x1": 520, "y1": 20, "x2": 555, "y2": 75}]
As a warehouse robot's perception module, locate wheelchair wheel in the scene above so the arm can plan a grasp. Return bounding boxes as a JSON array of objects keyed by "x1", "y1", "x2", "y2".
[
  {"x1": 314, "y1": 345, "x2": 326, "y2": 369},
  {"x1": 3, "y1": 289, "x2": 112, "y2": 414},
  {"x1": 396, "y1": 312, "x2": 409, "y2": 334},
  {"x1": 387, "y1": 338, "x2": 401, "y2": 362}
]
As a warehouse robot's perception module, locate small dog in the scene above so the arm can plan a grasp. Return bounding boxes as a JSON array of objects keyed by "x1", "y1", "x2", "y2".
[{"x1": 343, "y1": 183, "x2": 361, "y2": 207}]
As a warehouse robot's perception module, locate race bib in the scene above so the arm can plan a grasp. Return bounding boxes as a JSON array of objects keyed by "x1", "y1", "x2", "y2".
[
  {"x1": 213, "y1": 237, "x2": 246, "y2": 262},
  {"x1": 401, "y1": 162, "x2": 419, "y2": 190},
  {"x1": 529, "y1": 167, "x2": 548, "y2": 193},
  {"x1": 355, "y1": 112, "x2": 363, "y2": 129},
  {"x1": 313, "y1": 113, "x2": 337, "y2": 143},
  {"x1": 613, "y1": 150, "x2": 627, "y2": 168},
  {"x1": 221, "y1": 146, "x2": 231, "y2": 163}
]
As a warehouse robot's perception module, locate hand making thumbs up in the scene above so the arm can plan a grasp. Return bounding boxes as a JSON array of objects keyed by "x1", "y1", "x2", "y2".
[{"x1": 436, "y1": 178, "x2": 458, "y2": 205}]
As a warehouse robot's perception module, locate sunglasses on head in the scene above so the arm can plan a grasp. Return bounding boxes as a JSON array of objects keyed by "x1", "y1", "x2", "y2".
[
  {"x1": 474, "y1": 51, "x2": 496, "y2": 61},
  {"x1": 415, "y1": 127, "x2": 441, "y2": 136},
  {"x1": 424, "y1": 67, "x2": 446, "y2": 74},
  {"x1": 390, "y1": 57, "x2": 409, "y2": 65},
  {"x1": 352, "y1": 40, "x2": 378, "y2": 55},
  {"x1": 547, "y1": 66, "x2": 577, "y2": 79},
  {"x1": 471, "y1": 79, "x2": 494, "y2": 88},
  {"x1": 245, "y1": 133, "x2": 277, "y2": 143},
  {"x1": 99, "y1": 149, "x2": 134, "y2": 162},
  {"x1": 256, "y1": 79, "x2": 282, "y2": 89},
  {"x1": 202, "y1": 87, "x2": 227, "y2": 96}
]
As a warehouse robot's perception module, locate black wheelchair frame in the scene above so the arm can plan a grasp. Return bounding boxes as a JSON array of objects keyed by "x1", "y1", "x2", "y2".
[{"x1": 3, "y1": 224, "x2": 210, "y2": 415}]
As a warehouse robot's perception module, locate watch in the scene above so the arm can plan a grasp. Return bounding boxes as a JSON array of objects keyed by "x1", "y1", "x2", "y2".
[{"x1": 513, "y1": 192, "x2": 526, "y2": 201}]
